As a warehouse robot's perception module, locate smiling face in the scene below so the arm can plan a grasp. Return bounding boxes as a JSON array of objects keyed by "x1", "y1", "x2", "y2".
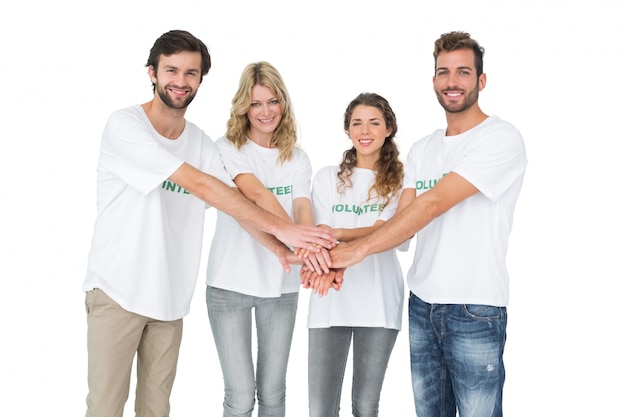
[
  {"x1": 433, "y1": 48, "x2": 485, "y2": 114},
  {"x1": 150, "y1": 51, "x2": 203, "y2": 110},
  {"x1": 347, "y1": 104, "x2": 391, "y2": 167},
  {"x1": 246, "y1": 84, "x2": 282, "y2": 145}
]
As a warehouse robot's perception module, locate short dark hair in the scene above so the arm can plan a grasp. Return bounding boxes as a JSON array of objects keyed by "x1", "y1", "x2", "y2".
[
  {"x1": 145, "y1": 30, "x2": 211, "y2": 90},
  {"x1": 434, "y1": 31, "x2": 484, "y2": 76}
]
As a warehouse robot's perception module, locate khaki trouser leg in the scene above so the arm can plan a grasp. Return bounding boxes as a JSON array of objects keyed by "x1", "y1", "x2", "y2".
[
  {"x1": 84, "y1": 289, "x2": 182, "y2": 417},
  {"x1": 135, "y1": 317, "x2": 182, "y2": 416}
]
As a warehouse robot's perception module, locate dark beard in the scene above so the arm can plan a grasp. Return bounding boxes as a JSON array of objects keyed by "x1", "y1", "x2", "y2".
[
  {"x1": 436, "y1": 83, "x2": 479, "y2": 114},
  {"x1": 157, "y1": 84, "x2": 196, "y2": 110}
]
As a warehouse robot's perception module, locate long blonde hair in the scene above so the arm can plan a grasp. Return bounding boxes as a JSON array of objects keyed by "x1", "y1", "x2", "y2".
[{"x1": 225, "y1": 61, "x2": 298, "y2": 164}]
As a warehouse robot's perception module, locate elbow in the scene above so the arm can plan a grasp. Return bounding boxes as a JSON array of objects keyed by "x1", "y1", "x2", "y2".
[
  {"x1": 421, "y1": 198, "x2": 449, "y2": 223},
  {"x1": 240, "y1": 189, "x2": 262, "y2": 205}
]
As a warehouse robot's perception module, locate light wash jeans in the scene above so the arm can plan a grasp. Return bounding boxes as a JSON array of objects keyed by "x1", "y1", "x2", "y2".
[
  {"x1": 308, "y1": 327, "x2": 399, "y2": 417},
  {"x1": 206, "y1": 286, "x2": 299, "y2": 417},
  {"x1": 409, "y1": 293, "x2": 507, "y2": 417}
]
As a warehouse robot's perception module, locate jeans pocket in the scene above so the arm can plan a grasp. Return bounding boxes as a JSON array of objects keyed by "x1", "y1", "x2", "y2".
[{"x1": 463, "y1": 304, "x2": 504, "y2": 321}]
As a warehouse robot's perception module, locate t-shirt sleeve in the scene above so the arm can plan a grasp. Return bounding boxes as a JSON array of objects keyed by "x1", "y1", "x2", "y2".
[
  {"x1": 378, "y1": 193, "x2": 399, "y2": 222},
  {"x1": 402, "y1": 143, "x2": 419, "y2": 190},
  {"x1": 311, "y1": 167, "x2": 333, "y2": 227},
  {"x1": 381, "y1": 192, "x2": 411, "y2": 252},
  {"x1": 217, "y1": 137, "x2": 251, "y2": 179},
  {"x1": 201, "y1": 138, "x2": 235, "y2": 187},
  {"x1": 292, "y1": 150, "x2": 312, "y2": 200},
  {"x1": 452, "y1": 121, "x2": 527, "y2": 202},
  {"x1": 100, "y1": 111, "x2": 183, "y2": 195}
]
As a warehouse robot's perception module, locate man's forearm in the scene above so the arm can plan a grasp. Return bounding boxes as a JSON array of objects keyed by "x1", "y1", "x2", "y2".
[
  {"x1": 239, "y1": 220, "x2": 290, "y2": 256},
  {"x1": 171, "y1": 163, "x2": 285, "y2": 235},
  {"x1": 170, "y1": 162, "x2": 335, "y2": 251},
  {"x1": 358, "y1": 172, "x2": 479, "y2": 257}
]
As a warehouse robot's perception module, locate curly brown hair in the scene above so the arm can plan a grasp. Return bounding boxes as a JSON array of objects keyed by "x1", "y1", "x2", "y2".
[{"x1": 338, "y1": 93, "x2": 403, "y2": 206}]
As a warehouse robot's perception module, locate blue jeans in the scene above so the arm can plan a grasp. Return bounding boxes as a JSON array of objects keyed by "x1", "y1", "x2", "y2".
[
  {"x1": 308, "y1": 327, "x2": 399, "y2": 417},
  {"x1": 206, "y1": 286, "x2": 299, "y2": 417},
  {"x1": 408, "y1": 293, "x2": 507, "y2": 417}
]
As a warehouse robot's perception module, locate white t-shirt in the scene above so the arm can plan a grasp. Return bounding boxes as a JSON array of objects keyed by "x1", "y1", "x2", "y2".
[
  {"x1": 83, "y1": 105, "x2": 233, "y2": 321},
  {"x1": 307, "y1": 166, "x2": 406, "y2": 330},
  {"x1": 205, "y1": 137, "x2": 312, "y2": 297},
  {"x1": 404, "y1": 115, "x2": 527, "y2": 307}
]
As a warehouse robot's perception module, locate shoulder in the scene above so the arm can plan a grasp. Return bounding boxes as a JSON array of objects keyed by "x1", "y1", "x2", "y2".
[
  {"x1": 102, "y1": 105, "x2": 152, "y2": 141},
  {"x1": 312, "y1": 166, "x2": 338, "y2": 193},
  {"x1": 314, "y1": 165, "x2": 339, "y2": 181},
  {"x1": 291, "y1": 146, "x2": 310, "y2": 160},
  {"x1": 107, "y1": 105, "x2": 145, "y2": 125},
  {"x1": 408, "y1": 129, "x2": 444, "y2": 152},
  {"x1": 215, "y1": 135, "x2": 229, "y2": 145},
  {"x1": 475, "y1": 116, "x2": 525, "y2": 151},
  {"x1": 481, "y1": 116, "x2": 522, "y2": 137},
  {"x1": 184, "y1": 119, "x2": 208, "y2": 136},
  {"x1": 216, "y1": 136, "x2": 237, "y2": 150},
  {"x1": 317, "y1": 165, "x2": 339, "y2": 174}
]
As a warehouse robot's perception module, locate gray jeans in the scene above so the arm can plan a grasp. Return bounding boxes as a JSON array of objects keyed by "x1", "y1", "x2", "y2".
[
  {"x1": 206, "y1": 286, "x2": 298, "y2": 417},
  {"x1": 308, "y1": 326, "x2": 399, "y2": 417}
]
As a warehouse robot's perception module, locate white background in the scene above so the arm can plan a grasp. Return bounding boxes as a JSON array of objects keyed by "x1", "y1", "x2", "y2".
[{"x1": 1, "y1": 0, "x2": 624, "y2": 416}]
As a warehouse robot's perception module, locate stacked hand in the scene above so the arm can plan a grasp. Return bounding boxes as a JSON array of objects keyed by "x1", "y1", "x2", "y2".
[
  {"x1": 300, "y1": 265, "x2": 345, "y2": 296},
  {"x1": 295, "y1": 245, "x2": 332, "y2": 275},
  {"x1": 292, "y1": 227, "x2": 354, "y2": 297}
]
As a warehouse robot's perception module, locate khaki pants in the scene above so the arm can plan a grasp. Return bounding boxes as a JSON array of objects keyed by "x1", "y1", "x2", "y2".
[{"x1": 84, "y1": 288, "x2": 183, "y2": 417}]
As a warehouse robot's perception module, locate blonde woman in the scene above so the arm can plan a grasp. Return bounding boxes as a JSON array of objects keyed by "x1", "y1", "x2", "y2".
[{"x1": 205, "y1": 61, "x2": 326, "y2": 417}]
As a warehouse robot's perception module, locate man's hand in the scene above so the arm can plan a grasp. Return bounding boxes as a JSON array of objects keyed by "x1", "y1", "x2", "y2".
[
  {"x1": 276, "y1": 246, "x2": 303, "y2": 273},
  {"x1": 275, "y1": 224, "x2": 336, "y2": 253},
  {"x1": 329, "y1": 240, "x2": 365, "y2": 269},
  {"x1": 295, "y1": 246, "x2": 332, "y2": 275}
]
